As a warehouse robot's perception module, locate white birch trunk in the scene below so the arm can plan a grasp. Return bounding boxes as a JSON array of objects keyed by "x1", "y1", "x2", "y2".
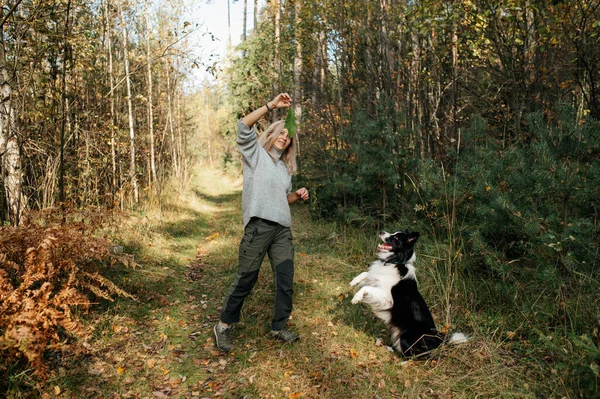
[
  {"x1": 165, "y1": 61, "x2": 179, "y2": 177},
  {"x1": 118, "y1": 0, "x2": 139, "y2": 203},
  {"x1": 293, "y1": 0, "x2": 303, "y2": 142},
  {"x1": 104, "y1": 0, "x2": 118, "y2": 196},
  {"x1": 145, "y1": 2, "x2": 157, "y2": 186},
  {"x1": 0, "y1": 8, "x2": 25, "y2": 224},
  {"x1": 273, "y1": 0, "x2": 281, "y2": 112}
]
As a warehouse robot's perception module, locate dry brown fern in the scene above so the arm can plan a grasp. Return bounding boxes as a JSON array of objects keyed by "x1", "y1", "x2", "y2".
[{"x1": 0, "y1": 207, "x2": 134, "y2": 377}]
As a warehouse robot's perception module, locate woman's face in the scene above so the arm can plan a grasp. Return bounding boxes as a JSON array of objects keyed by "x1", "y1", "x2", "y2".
[{"x1": 273, "y1": 128, "x2": 291, "y2": 151}]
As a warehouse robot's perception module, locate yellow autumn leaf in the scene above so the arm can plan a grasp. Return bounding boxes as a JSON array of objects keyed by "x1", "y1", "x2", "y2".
[
  {"x1": 147, "y1": 358, "x2": 157, "y2": 368},
  {"x1": 289, "y1": 392, "x2": 303, "y2": 399},
  {"x1": 117, "y1": 366, "x2": 125, "y2": 375},
  {"x1": 206, "y1": 232, "x2": 220, "y2": 241},
  {"x1": 349, "y1": 348, "x2": 359, "y2": 359}
]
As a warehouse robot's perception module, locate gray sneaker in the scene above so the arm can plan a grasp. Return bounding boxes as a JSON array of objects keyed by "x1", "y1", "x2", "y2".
[
  {"x1": 270, "y1": 328, "x2": 299, "y2": 343},
  {"x1": 213, "y1": 323, "x2": 232, "y2": 352}
]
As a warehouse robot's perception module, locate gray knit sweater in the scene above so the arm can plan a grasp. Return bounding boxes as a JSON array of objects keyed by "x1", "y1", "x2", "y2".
[{"x1": 237, "y1": 120, "x2": 293, "y2": 228}]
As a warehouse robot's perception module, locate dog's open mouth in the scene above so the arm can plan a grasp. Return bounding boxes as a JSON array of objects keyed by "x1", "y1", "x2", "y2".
[{"x1": 377, "y1": 243, "x2": 392, "y2": 252}]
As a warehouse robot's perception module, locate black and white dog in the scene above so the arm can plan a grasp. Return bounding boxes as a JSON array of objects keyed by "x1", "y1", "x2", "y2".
[{"x1": 350, "y1": 229, "x2": 466, "y2": 356}]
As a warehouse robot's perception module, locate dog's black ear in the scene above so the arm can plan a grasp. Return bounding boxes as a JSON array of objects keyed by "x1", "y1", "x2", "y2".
[{"x1": 407, "y1": 231, "x2": 420, "y2": 244}]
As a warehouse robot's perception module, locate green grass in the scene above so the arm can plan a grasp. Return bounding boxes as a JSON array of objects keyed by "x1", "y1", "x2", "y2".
[{"x1": 11, "y1": 166, "x2": 594, "y2": 398}]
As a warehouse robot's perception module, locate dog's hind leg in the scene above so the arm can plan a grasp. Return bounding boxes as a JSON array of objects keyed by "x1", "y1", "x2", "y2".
[{"x1": 349, "y1": 272, "x2": 369, "y2": 287}]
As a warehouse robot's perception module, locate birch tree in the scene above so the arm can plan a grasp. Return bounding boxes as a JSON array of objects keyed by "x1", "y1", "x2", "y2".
[
  {"x1": 0, "y1": 3, "x2": 25, "y2": 224},
  {"x1": 293, "y1": 0, "x2": 303, "y2": 136},
  {"x1": 118, "y1": 0, "x2": 139, "y2": 203},
  {"x1": 145, "y1": 1, "x2": 157, "y2": 186}
]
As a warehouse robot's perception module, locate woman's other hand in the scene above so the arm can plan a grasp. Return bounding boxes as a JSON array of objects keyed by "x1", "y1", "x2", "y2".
[{"x1": 295, "y1": 187, "x2": 309, "y2": 201}]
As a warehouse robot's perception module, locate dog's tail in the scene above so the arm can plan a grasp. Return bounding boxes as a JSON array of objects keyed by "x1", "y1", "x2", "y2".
[{"x1": 448, "y1": 332, "x2": 469, "y2": 344}]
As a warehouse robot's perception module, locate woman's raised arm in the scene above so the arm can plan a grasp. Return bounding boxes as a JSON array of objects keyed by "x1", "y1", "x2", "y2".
[{"x1": 241, "y1": 93, "x2": 292, "y2": 128}]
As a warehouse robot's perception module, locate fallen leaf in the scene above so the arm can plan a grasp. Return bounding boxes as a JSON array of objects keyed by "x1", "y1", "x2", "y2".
[
  {"x1": 54, "y1": 386, "x2": 61, "y2": 395},
  {"x1": 349, "y1": 348, "x2": 359, "y2": 359},
  {"x1": 147, "y1": 358, "x2": 157, "y2": 369},
  {"x1": 152, "y1": 391, "x2": 168, "y2": 398},
  {"x1": 289, "y1": 392, "x2": 303, "y2": 399},
  {"x1": 117, "y1": 366, "x2": 125, "y2": 375}
]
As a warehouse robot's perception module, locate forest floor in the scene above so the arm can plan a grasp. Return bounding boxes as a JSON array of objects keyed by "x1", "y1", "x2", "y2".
[{"x1": 36, "y1": 167, "x2": 566, "y2": 399}]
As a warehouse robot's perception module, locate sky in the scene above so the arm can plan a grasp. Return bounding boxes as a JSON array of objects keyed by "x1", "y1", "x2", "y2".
[{"x1": 186, "y1": 0, "x2": 266, "y2": 85}]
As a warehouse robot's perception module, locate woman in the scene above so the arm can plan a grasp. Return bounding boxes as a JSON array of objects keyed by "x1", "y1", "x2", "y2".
[{"x1": 214, "y1": 93, "x2": 309, "y2": 352}]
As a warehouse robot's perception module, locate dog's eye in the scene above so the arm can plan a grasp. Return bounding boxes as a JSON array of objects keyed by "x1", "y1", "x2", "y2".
[{"x1": 391, "y1": 236, "x2": 402, "y2": 246}]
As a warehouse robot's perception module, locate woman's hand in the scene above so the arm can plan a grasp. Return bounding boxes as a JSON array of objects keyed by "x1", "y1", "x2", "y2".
[
  {"x1": 268, "y1": 93, "x2": 292, "y2": 110},
  {"x1": 287, "y1": 187, "x2": 309, "y2": 205},
  {"x1": 295, "y1": 187, "x2": 309, "y2": 201},
  {"x1": 242, "y1": 93, "x2": 292, "y2": 128}
]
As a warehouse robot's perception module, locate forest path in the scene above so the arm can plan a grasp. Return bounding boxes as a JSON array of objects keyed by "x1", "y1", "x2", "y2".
[{"x1": 52, "y1": 167, "x2": 532, "y2": 399}]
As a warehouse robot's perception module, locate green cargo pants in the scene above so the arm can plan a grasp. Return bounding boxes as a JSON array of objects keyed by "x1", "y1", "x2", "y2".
[{"x1": 220, "y1": 217, "x2": 294, "y2": 330}]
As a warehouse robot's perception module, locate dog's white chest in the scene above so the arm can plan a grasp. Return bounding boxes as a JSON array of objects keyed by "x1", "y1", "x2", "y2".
[{"x1": 366, "y1": 260, "x2": 402, "y2": 288}]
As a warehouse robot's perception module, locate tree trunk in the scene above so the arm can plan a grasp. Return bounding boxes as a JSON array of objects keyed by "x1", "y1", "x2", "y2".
[
  {"x1": 293, "y1": 0, "x2": 302, "y2": 139},
  {"x1": 273, "y1": 0, "x2": 281, "y2": 119},
  {"x1": 176, "y1": 80, "x2": 184, "y2": 187},
  {"x1": 104, "y1": 0, "x2": 118, "y2": 198},
  {"x1": 118, "y1": 0, "x2": 139, "y2": 203},
  {"x1": 379, "y1": 0, "x2": 393, "y2": 99},
  {"x1": 312, "y1": 19, "x2": 327, "y2": 106},
  {"x1": 242, "y1": 0, "x2": 247, "y2": 42},
  {"x1": 165, "y1": 61, "x2": 179, "y2": 177},
  {"x1": 451, "y1": 15, "x2": 460, "y2": 154},
  {"x1": 145, "y1": 1, "x2": 157, "y2": 187},
  {"x1": 0, "y1": 7, "x2": 25, "y2": 225},
  {"x1": 254, "y1": 0, "x2": 258, "y2": 30},
  {"x1": 59, "y1": 0, "x2": 71, "y2": 205},
  {"x1": 227, "y1": 0, "x2": 232, "y2": 48}
]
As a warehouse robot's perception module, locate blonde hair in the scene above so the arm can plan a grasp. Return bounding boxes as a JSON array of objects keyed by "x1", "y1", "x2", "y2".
[{"x1": 257, "y1": 120, "x2": 298, "y2": 175}]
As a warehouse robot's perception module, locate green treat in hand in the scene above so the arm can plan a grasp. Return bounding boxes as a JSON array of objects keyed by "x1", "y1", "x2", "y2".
[{"x1": 284, "y1": 108, "x2": 297, "y2": 138}]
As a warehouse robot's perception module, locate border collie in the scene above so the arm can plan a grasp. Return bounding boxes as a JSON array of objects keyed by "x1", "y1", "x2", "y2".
[{"x1": 350, "y1": 229, "x2": 466, "y2": 356}]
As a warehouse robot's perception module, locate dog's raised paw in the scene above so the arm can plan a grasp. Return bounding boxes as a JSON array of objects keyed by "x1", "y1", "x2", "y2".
[
  {"x1": 349, "y1": 273, "x2": 366, "y2": 287},
  {"x1": 351, "y1": 290, "x2": 365, "y2": 304}
]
